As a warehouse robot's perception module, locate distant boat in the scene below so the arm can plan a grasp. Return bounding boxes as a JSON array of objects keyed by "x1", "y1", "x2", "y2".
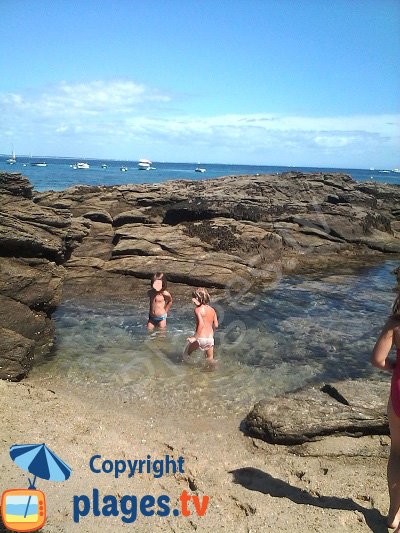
[
  {"x1": 378, "y1": 170, "x2": 390, "y2": 173},
  {"x1": 393, "y1": 169, "x2": 400, "y2": 173},
  {"x1": 138, "y1": 159, "x2": 151, "y2": 170},
  {"x1": 31, "y1": 162, "x2": 47, "y2": 167},
  {"x1": 6, "y1": 150, "x2": 16, "y2": 164},
  {"x1": 195, "y1": 167, "x2": 206, "y2": 173},
  {"x1": 73, "y1": 162, "x2": 90, "y2": 169},
  {"x1": 120, "y1": 166, "x2": 128, "y2": 172},
  {"x1": 101, "y1": 163, "x2": 108, "y2": 168}
]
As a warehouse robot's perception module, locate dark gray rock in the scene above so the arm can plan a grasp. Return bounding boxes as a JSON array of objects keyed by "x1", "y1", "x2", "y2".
[
  {"x1": 244, "y1": 380, "x2": 389, "y2": 444},
  {"x1": 0, "y1": 172, "x2": 33, "y2": 198}
]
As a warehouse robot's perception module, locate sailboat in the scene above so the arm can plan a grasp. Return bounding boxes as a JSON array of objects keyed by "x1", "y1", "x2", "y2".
[
  {"x1": 6, "y1": 150, "x2": 16, "y2": 164},
  {"x1": 195, "y1": 163, "x2": 206, "y2": 173}
]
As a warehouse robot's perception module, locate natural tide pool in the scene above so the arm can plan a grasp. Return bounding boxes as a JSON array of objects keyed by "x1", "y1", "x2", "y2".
[{"x1": 30, "y1": 259, "x2": 399, "y2": 416}]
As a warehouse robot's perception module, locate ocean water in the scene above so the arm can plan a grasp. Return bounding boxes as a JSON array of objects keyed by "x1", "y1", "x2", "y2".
[
  {"x1": 30, "y1": 259, "x2": 399, "y2": 415},
  {"x1": 1, "y1": 156, "x2": 400, "y2": 191}
]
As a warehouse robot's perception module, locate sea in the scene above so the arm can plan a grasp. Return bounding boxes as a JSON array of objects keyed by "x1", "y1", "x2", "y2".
[
  {"x1": 3, "y1": 155, "x2": 398, "y2": 413},
  {"x1": 1, "y1": 155, "x2": 400, "y2": 191}
]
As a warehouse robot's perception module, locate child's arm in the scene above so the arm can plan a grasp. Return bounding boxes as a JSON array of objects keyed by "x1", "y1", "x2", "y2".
[
  {"x1": 371, "y1": 319, "x2": 395, "y2": 372},
  {"x1": 213, "y1": 309, "x2": 219, "y2": 331},
  {"x1": 164, "y1": 291, "x2": 173, "y2": 314},
  {"x1": 188, "y1": 309, "x2": 201, "y2": 343}
]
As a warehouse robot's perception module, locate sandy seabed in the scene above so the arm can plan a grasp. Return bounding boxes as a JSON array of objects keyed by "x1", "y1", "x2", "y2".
[{"x1": 0, "y1": 377, "x2": 392, "y2": 533}]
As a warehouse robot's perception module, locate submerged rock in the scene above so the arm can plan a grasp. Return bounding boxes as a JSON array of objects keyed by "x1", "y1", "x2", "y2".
[{"x1": 244, "y1": 380, "x2": 389, "y2": 444}]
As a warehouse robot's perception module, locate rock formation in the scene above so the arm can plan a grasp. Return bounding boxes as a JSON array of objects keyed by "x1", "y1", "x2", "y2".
[{"x1": 244, "y1": 380, "x2": 390, "y2": 444}]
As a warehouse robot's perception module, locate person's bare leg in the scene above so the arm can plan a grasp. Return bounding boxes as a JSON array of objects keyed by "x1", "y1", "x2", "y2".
[
  {"x1": 387, "y1": 399, "x2": 400, "y2": 529},
  {"x1": 187, "y1": 340, "x2": 199, "y2": 354},
  {"x1": 183, "y1": 340, "x2": 199, "y2": 360},
  {"x1": 204, "y1": 347, "x2": 217, "y2": 370},
  {"x1": 205, "y1": 346, "x2": 214, "y2": 361},
  {"x1": 147, "y1": 320, "x2": 155, "y2": 331}
]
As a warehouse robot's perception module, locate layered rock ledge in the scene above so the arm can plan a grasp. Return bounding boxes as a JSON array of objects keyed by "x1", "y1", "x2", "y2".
[{"x1": 1, "y1": 170, "x2": 399, "y2": 380}]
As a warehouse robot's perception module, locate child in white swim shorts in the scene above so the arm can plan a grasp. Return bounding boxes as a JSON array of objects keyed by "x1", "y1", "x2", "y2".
[{"x1": 185, "y1": 288, "x2": 218, "y2": 362}]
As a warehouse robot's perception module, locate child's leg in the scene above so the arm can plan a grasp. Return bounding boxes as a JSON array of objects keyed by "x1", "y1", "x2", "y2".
[
  {"x1": 205, "y1": 346, "x2": 214, "y2": 360},
  {"x1": 158, "y1": 318, "x2": 167, "y2": 329},
  {"x1": 147, "y1": 319, "x2": 155, "y2": 331},
  {"x1": 187, "y1": 340, "x2": 199, "y2": 355},
  {"x1": 183, "y1": 339, "x2": 199, "y2": 358}
]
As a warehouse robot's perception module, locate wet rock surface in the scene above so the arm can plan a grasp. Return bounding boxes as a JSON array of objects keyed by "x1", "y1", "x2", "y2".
[
  {"x1": 1, "y1": 170, "x2": 399, "y2": 380},
  {"x1": 244, "y1": 380, "x2": 390, "y2": 444}
]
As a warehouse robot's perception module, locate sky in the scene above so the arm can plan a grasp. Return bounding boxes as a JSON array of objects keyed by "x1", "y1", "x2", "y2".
[{"x1": 0, "y1": 0, "x2": 399, "y2": 168}]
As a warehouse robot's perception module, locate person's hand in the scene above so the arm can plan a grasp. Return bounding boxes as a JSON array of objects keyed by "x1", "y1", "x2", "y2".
[{"x1": 187, "y1": 336, "x2": 196, "y2": 343}]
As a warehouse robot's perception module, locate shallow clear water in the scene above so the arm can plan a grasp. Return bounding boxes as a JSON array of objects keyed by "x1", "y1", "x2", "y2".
[{"x1": 30, "y1": 259, "x2": 399, "y2": 415}]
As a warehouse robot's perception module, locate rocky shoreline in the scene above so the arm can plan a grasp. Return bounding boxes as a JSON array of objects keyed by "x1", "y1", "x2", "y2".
[{"x1": 1, "y1": 170, "x2": 399, "y2": 389}]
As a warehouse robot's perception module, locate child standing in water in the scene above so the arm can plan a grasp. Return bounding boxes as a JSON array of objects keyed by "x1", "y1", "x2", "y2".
[
  {"x1": 185, "y1": 288, "x2": 218, "y2": 362},
  {"x1": 147, "y1": 272, "x2": 173, "y2": 330}
]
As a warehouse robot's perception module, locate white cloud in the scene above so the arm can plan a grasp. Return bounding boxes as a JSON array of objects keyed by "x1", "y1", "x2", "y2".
[
  {"x1": 0, "y1": 80, "x2": 171, "y2": 118},
  {"x1": 0, "y1": 80, "x2": 399, "y2": 166}
]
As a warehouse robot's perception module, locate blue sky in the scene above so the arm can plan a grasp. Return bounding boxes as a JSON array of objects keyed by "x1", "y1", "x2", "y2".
[{"x1": 1, "y1": 0, "x2": 399, "y2": 168}]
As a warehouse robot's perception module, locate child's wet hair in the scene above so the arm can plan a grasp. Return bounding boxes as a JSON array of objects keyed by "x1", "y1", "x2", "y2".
[
  {"x1": 151, "y1": 272, "x2": 167, "y2": 290},
  {"x1": 192, "y1": 287, "x2": 210, "y2": 305},
  {"x1": 392, "y1": 293, "x2": 400, "y2": 319}
]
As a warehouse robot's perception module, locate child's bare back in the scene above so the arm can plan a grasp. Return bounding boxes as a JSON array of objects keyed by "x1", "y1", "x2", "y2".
[{"x1": 185, "y1": 288, "x2": 218, "y2": 362}]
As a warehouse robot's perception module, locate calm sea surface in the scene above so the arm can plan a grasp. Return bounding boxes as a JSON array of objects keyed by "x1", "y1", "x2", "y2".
[{"x1": 1, "y1": 156, "x2": 400, "y2": 190}]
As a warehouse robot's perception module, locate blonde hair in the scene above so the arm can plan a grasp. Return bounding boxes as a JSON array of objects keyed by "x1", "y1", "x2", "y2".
[
  {"x1": 392, "y1": 293, "x2": 400, "y2": 319},
  {"x1": 192, "y1": 287, "x2": 210, "y2": 305}
]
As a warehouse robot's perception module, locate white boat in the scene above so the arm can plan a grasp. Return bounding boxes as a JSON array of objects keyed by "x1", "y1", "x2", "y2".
[
  {"x1": 120, "y1": 166, "x2": 128, "y2": 172},
  {"x1": 138, "y1": 159, "x2": 152, "y2": 170},
  {"x1": 101, "y1": 164, "x2": 108, "y2": 169},
  {"x1": 195, "y1": 167, "x2": 206, "y2": 173},
  {"x1": 392, "y1": 169, "x2": 400, "y2": 173},
  {"x1": 31, "y1": 162, "x2": 47, "y2": 167},
  {"x1": 6, "y1": 150, "x2": 16, "y2": 164},
  {"x1": 73, "y1": 162, "x2": 90, "y2": 169}
]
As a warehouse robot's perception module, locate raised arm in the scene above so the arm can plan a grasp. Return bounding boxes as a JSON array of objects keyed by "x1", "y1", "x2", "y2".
[
  {"x1": 164, "y1": 291, "x2": 173, "y2": 313},
  {"x1": 371, "y1": 320, "x2": 395, "y2": 372}
]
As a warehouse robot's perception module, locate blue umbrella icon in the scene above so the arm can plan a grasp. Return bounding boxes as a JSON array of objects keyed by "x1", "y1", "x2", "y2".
[
  {"x1": 10, "y1": 443, "x2": 72, "y2": 488},
  {"x1": 10, "y1": 443, "x2": 72, "y2": 518}
]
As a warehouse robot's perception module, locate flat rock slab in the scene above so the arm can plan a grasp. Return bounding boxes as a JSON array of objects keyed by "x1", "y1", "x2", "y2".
[{"x1": 245, "y1": 380, "x2": 389, "y2": 444}]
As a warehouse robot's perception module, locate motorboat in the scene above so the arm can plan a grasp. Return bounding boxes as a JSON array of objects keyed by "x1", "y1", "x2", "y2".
[
  {"x1": 101, "y1": 163, "x2": 108, "y2": 168},
  {"x1": 31, "y1": 162, "x2": 47, "y2": 167},
  {"x1": 120, "y1": 166, "x2": 128, "y2": 172},
  {"x1": 195, "y1": 167, "x2": 206, "y2": 173},
  {"x1": 73, "y1": 162, "x2": 90, "y2": 169},
  {"x1": 138, "y1": 159, "x2": 151, "y2": 170},
  {"x1": 392, "y1": 169, "x2": 400, "y2": 173}
]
